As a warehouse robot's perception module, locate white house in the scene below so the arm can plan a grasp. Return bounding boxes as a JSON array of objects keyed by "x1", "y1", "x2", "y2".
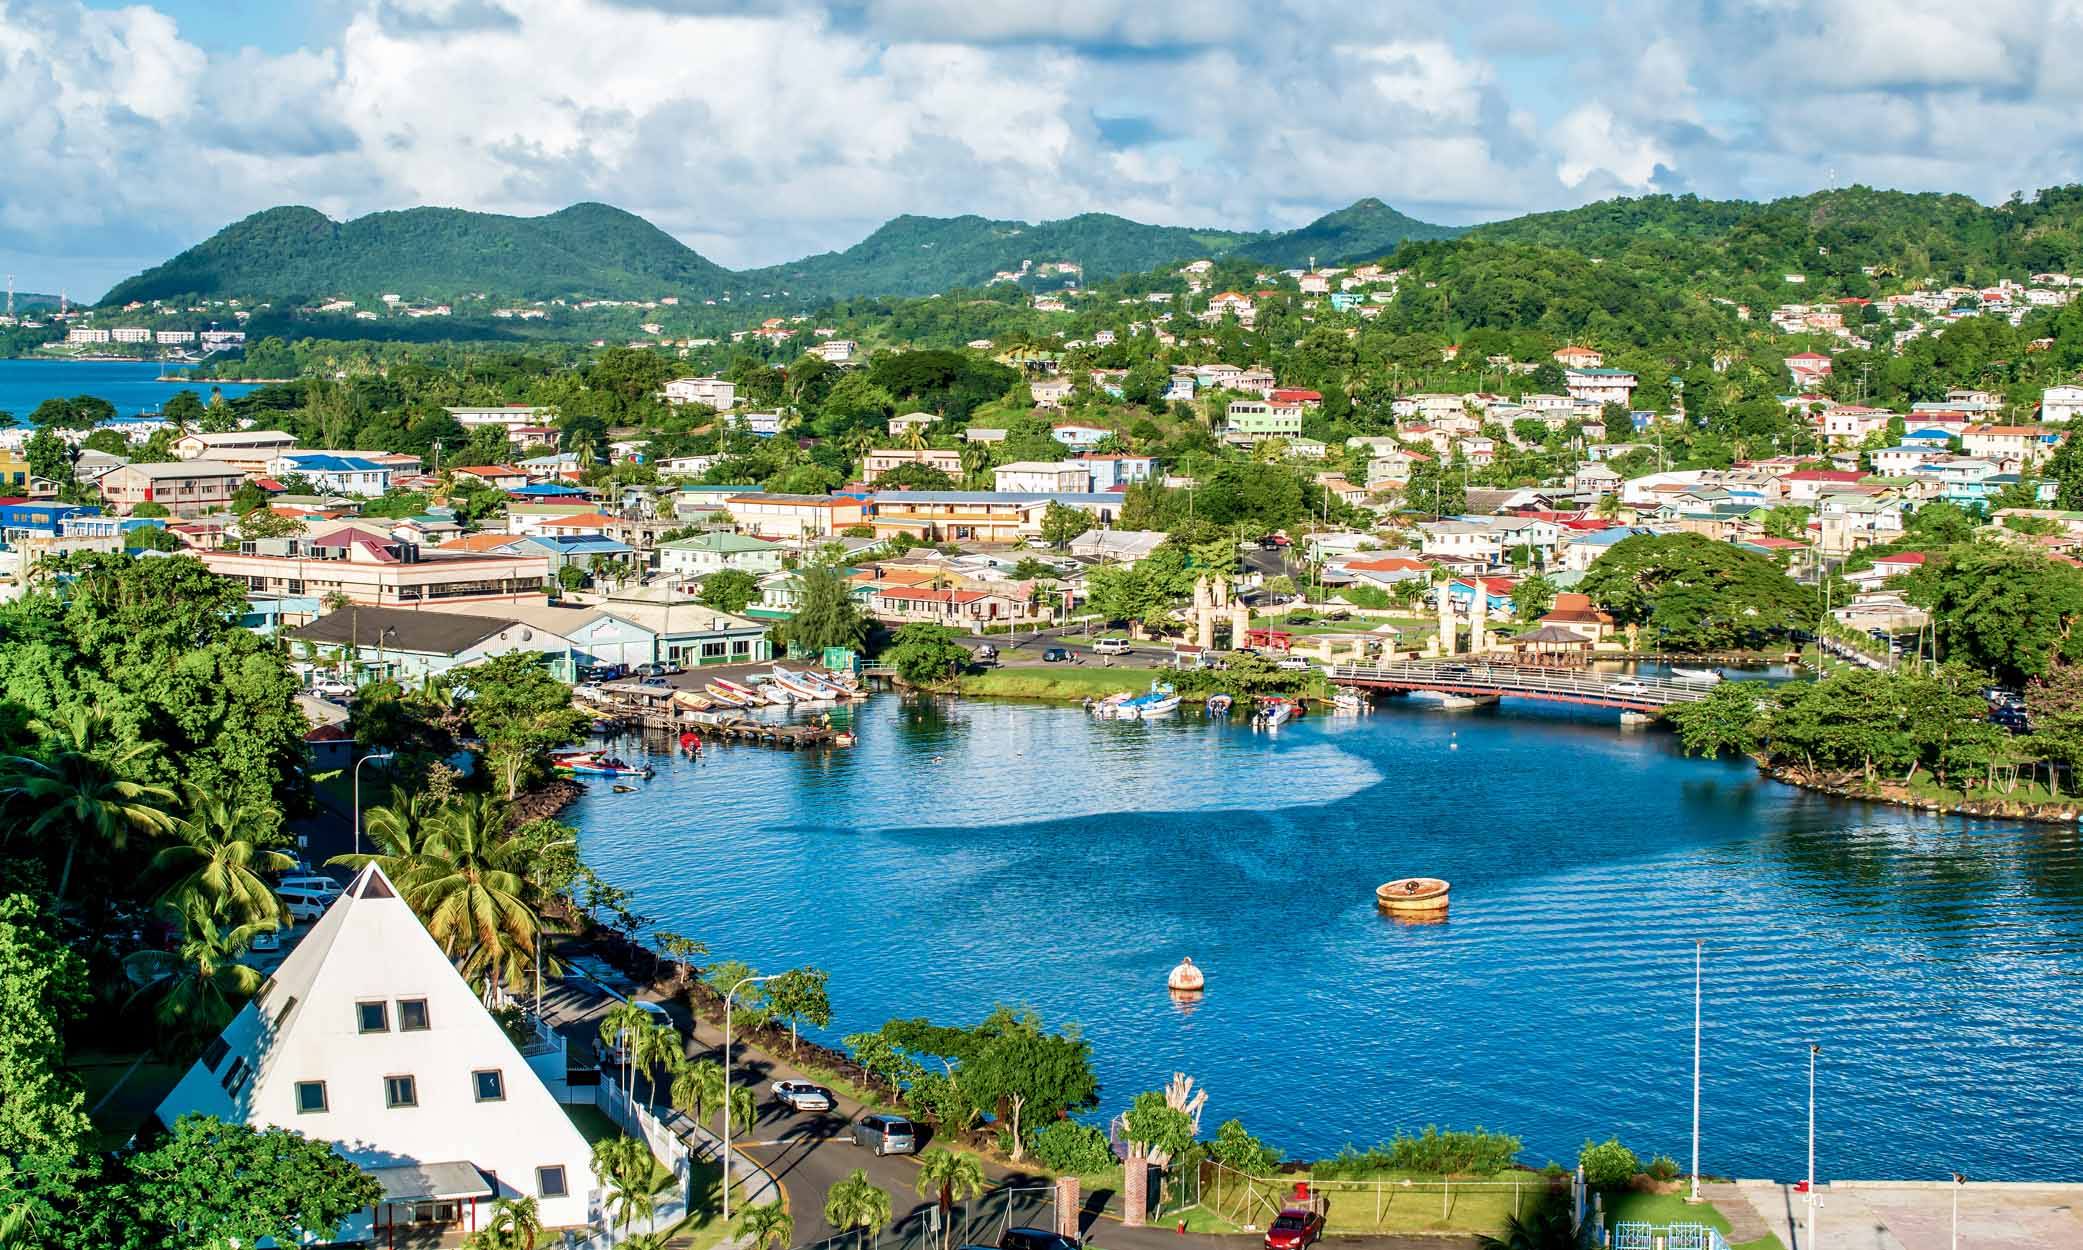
[
  {"x1": 444, "y1": 405, "x2": 555, "y2": 430},
  {"x1": 2042, "y1": 385, "x2": 2083, "y2": 424},
  {"x1": 268, "y1": 453, "x2": 392, "y2": 498},
  {"x1": 657, "y1": 532, "x2": 786, "y2": 577},
  {"x1": 1563, "y1": 368, "x2": 1637, "y2": 407},
  {"x1": 994, "y1": 461, "x2": 1093, "y2": 493},
  {"x1": 154, "y1": 865, "x2": 599, "y2": 1243},
  {"x1": 663, "y1": 377, "x2": 737, "y2": 409}
]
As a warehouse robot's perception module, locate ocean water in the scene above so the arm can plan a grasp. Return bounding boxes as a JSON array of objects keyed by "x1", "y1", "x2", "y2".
[
  {"x1": 0, "y1": 358, "x2": 261, "y2": 420},
  {"x1": 568, "y1": 694, "x2": 2083, "y2": 1182}
]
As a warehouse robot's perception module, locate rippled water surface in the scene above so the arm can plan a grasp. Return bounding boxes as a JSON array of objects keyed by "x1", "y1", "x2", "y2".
[{"x1": 570, "y1": 694, "x2": 2083, "y2": 1181}]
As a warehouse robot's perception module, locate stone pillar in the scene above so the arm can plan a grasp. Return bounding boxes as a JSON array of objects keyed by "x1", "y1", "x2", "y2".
[
  {"x1": 1230, "y1": 600, "x2": 1251, "y2": 649},
  {"x1": 1470, "y1": 582, "x2": 1488, "y2": 655},
  {"x1": 1197, "y1": 604, "x2": 1215, "y2": 651},
  {"x1": 1122, "y1": 1151, "x2": 1148, "y2": 1228},
  {"x1": 1213, "y1": 573, "x2": 1230, "y2": 609},
  {"x1": 1437, "y1": 581, "x2": 1456, "y2": 656},
  {"x1": 1054, "y1": 1177, "x2": 1081, "y2": 1238}
]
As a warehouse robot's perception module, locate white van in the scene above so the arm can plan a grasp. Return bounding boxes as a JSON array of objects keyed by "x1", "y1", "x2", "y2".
[
  {"x1": 1094, "y1": 637, "x2": 1132, "y2": 656},
  {"x1": 278, "y1": 885, "x2": 336, "y2": 922}
]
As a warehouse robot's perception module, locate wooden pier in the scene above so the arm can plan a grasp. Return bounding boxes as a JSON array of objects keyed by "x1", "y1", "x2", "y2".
[{"x1": 679, "y1": 713, "x2": 841, "y2": 749}]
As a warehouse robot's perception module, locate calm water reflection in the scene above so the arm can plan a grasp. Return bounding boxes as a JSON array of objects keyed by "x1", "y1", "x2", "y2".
[{"x1": 571, "y1": 695, "x2": 2083, "y2": 1180}]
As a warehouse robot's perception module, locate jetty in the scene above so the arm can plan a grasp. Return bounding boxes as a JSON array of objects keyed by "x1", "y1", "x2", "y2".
[{"x1": 678, "y1": 711, "x2": 840, "y2": 748}]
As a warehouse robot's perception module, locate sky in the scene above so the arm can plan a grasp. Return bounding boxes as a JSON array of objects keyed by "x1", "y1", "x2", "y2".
[{"x1": 5, "y1": 0, "x2": 2083, "y2": 298}]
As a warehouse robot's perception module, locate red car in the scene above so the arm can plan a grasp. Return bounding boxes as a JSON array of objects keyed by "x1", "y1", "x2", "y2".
[{"x1": 1263, "y1": 1208, "x2": 1323, "y2": 1250}]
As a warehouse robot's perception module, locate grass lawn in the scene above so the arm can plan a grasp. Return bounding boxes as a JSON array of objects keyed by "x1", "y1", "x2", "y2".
[
  {"x1": 1598, "y1": 1189, "x2": 1785, "y2": 1250},
  {"x1": 564, "y1": 1102, "x2": 679, "y2": 1195},
  {"x1": 1199, "y1": 1172, "x2": 1546, "y2": 1237},
  {"x1": 955, "y1": 667, "x2": 1173, "y2": 701},
  {"x1": 71, "y1": 1052, "x2": 185, "y2": 1148}
]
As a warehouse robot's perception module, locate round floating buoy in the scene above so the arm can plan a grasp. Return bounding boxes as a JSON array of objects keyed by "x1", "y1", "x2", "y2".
[
  {"x1": 1376, "y1": 877, "x2": 1451, "y2": 914},
  {"x1": 1167, "y1": 956, "x2": 1205, "y2": 994}
]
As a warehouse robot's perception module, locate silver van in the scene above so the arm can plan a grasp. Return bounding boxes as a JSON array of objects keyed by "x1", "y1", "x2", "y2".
[
  {"x1": 850, "y1": 1114, "x2": 916, "y2": 1156},
  {"x1": 277, "y1": 885, "x2": 336, "y2": 922}
]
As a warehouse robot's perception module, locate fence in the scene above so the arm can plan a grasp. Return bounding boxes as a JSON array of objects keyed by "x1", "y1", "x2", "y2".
[
  {"x1": 557, "y1": 1073, "x2": 781, "y2": 1249},
  {"x1": 793, "y1": 1184, "x2": 1059, "y2": 1250},
  {"x1": 1202, "y1": 1163, "x2": 1549, "y2": 1235}
]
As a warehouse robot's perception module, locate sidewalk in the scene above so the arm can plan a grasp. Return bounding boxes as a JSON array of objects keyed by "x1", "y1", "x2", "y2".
[{"x1": 1732, "y1": 1180, "x2": 2083, "y2": 1250}]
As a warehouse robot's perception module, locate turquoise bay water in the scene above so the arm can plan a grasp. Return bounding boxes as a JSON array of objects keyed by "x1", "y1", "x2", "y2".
[
  {"x1": 0, "y1": 358, "x2": 260, "y2": 419},
  {"x1": 570, "y1": 696, "x2": 2083, "y2": 1182}
]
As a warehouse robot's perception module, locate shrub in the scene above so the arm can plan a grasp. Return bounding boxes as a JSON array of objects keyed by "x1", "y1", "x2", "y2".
[
  {"x1": 1648, "y1": 1155, "x2": 1680, "y2": 1183},
  {"x1": 1578, "y1": 1138, "x2": 1641, "y2": 1187},
  {"x1": 1208, "y1": 1119, "x2": 1281, "y2": 1176},
  {"x1": 1386, "y1": 1126, "x2": 1523, "y2": 1175},
  {"x1": 1031, "y1": 1121, "x2": 1115, "y2": 1175},
  {"x1": 1312, "y1": 1144, "x2": 1392, "y2": 1180}
]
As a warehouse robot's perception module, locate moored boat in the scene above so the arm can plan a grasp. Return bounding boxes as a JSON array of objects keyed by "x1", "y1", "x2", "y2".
[
  {"x1": 1205, "y1": 694, "x2": 1234, "y2": 717},
  {"x1": 704, "y1": 683, "x2": 751, "y2": 708}
]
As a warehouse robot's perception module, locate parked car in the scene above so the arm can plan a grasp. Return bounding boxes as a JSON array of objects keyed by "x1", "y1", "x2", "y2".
[
  {"x1": 248, "y1": 929, "x2": 282, "y2": 953},
  {"x1": 1041, "y1": 647, "x2": 1072, "y2": 663},
  {"x1": 1001, "y1": 1229, "x2": 1080, "y2": 1250},
  {"x1": 1093, "y1": 637, "x2": 1132, "y2": 656},
  {"x1": 276, "y1": 873, "x2": 342, "y2": 899},
  {"x1": 771, "y1": 1080, "x2": 834, "y2": 1113},
  {"x1": 604, "y1": 999, "x2": 674, "y2": 1067},
  {"x1": 311, "y1": 677, "x2": 354, "y2": 700},
  {"x1": 1263, "y1": 1209, "x2": 1324, "y2": 1250},
  {"x1": 583, "y1": 663, "x2": 628, "y2": 681},
  {"x1": 1276, "y1": 656, "x2": 1313, "y2": 672},
  {"x1": 850, "y1": 1113, "x2": 917, "y2": 1156},
  {"x1": 973, "y1": 644, "x2": 999, "y2": 666},
  {"x1": 636, "y1": 661, "x2": 685, "y2": 678}
]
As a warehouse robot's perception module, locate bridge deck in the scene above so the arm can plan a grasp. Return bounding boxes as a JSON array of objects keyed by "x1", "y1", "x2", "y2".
[{"x1": 1328, "y1": 660, "x2": 1716, "y2": 711}]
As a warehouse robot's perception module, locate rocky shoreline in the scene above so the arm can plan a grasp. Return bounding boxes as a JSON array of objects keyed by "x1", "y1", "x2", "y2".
[{"x1": 1763, "y1": 764, "x2": 2082, "y2": 826}]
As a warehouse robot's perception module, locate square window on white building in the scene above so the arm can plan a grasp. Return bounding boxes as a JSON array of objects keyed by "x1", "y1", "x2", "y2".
[
  {"x1": 474, "y1": 1069, "x2": 505, "y2": 1102},
  {"x1": 399, "y1": 998, "x2": 431, "y2": 1032},
  {"x1": 537, "y1": 1166, "x2": 568, "y2": 1198},
  {"x1": 295, "y1": 1081, "x2": 328, "y2": 1114},
  {"x1": 358, "y1": 1001, "x2": 389, "y2": 1033},
  {"x1": 384, "y1": 1074, "x2": 418, "y2": 1108}
]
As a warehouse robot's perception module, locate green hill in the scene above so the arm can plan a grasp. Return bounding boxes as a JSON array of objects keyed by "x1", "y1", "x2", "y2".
[
  {"x1": 100, "y1": 198, "x2": 1465, "y2": 308},
  {"x1": 1239, "y1": 198, "x2": 1465, "y2": 267},
  {"x1": 737, "y1": 211, "x2": 1266, "y2": 300},
  {"x1": 100, "y1": 202, "x2": 736, "y2": 305}
]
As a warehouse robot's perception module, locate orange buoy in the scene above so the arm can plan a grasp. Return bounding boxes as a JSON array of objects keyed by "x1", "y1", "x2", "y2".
[
  {"x1": 1166, "y1": 956, "x2": 1205, "y2": 994},
  {"x1": 1376, "y1": 877, "x2": 1450, "y2": 913}
]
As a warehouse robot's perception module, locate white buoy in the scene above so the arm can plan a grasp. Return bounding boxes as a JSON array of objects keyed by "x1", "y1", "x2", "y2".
[{"x1": 1167, "y1": 957, "x2": 1205, "y2": 994}]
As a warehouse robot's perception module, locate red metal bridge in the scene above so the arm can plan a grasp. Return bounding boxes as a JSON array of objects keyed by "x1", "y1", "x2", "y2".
[{"x1": 1327, "y1": 660, "x2": 1718, "y2": 712}]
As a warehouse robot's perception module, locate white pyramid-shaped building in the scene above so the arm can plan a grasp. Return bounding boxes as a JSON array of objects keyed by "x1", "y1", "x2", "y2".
[{"x1": 157, "y1": 864, "x2": 600, "y2": 1241}]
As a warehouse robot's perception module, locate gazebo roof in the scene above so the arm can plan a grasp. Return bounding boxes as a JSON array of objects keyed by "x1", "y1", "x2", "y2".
[{"x1": 1512, "y1": 625, "x2": 1594, "y2": 645}]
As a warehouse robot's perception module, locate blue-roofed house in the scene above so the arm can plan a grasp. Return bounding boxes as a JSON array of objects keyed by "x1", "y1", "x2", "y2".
[
  {"x1": 506, "y1": 533, "x2": 635, "y2": 577},
  {"x1": 1558, "y1": 524, "x2": 1660, "y2": 572},
  {"x1": 267, "y1": 453, "x2": 391, "y2": 497},
  {"x1": 508, "y1": 481, "x2": 591, "y2": 500}
]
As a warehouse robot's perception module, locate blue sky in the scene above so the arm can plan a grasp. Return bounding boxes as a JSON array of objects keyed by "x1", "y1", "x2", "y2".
[{"x1": 9, "y1": 0, "x2": 2083, "y2": 297}]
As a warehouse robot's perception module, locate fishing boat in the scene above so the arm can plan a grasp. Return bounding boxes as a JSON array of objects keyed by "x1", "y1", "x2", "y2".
[
  {"x1": 704, "y1": 683, "x2": 752, "y2": 708},
  {"x1": 1331, "y1": 689, "x2": 1367, "y2": 712},
  {"x1": 564, "y1": 756, "x2": 653, "y2": 779},
  {"x1": 1123, "y1": 680, "x2": 1181, "y2": 718},
  {"x1": 1671, "y1": 667, "x2": 1723, "y2": 684},
  {"x1": 832, "y1": 730, "x2": 857, "y2": 746},
  {"x1": 1254, "y1": 696, "x2": 1297, "y2": 729},
  {"x1": 712, "y1": 678, "x2": 771, "y2": 706},
  {"x1": 1088, "y1": 691, "x2": 1136, "y2": 720},
  {"x1": 1205, "y1": 694, "x2": 1234, "y2": 717},
  {"x1": 770, "y1": 668, "x2": 836, "y2": 703},
  {"x1": 672, "y1": 689, "x2": 717, "y2": 712}
]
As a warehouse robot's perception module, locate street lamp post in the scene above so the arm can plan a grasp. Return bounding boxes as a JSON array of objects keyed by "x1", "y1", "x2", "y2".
[
  {"x1": 721, "y1": 973, "x2": 778, "y2": 1222},
  {"x1": 535, "y1": 837, "x2": 578, "y2": 1017},
  {"x1": 1951, "y1": 1172, "x2": 1965, "y2": 1250},
  {"x1": 351, "y1": 750, "x2": 395, "y2": 857},
  {"x1": 1807, "y1": 1043, "x2": 1820, "y2": 1250},
  {"x1": 1690, "y1": 939, "x2": 1703, "y2": 1203}
]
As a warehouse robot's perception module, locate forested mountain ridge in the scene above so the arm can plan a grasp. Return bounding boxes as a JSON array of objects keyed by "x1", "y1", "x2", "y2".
[{"x1": 97, "y1": 198, "x2": 1460, "y2": 307}]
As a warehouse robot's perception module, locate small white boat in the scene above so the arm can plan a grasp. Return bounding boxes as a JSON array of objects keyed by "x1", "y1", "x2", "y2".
[
  {"x1": 1671, "y1": 667, "x2": 1723, "y2": 684},
  {"x1": 1332, "y1": 690, "x2": 1367, "y2": 712},
  {"x1": 769, "y1": 668, "x2": 835, "y2": 703},
  {"x1": 1620, "y1": 710, "x2": 1657, "y2": 727}
]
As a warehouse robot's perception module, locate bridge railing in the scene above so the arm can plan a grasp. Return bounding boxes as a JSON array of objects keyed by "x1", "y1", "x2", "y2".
[{"x1": 1326, "y1": 660, "x2": 1715, "y2": 706}]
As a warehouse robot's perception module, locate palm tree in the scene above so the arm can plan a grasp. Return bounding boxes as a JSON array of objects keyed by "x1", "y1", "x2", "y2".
[
  {"x1": 410, "y1": 794, "x2": 545, "y2": 989},
  {"x1": 1474, "y1": 1203, "x2": 1577, "y2": 1250},
  {"x1": 722, "y1": 1081, "x2": 757, "y2": 1143},
  {"x1": 742, "y1": 1202, "x2": 794, "y2": 1250},
  {"x1": 913, "y1": 1149, "x2": 986, "y2": 1250},
  {"x1": 0, "y1": 708, "x2": 178, "y2": 904},
  {"x1": 122, "y1": 899, "x2": 268, "y2": 1054},
  {"x1": 150, "y1": 788, "x2": 293, "y2": 927},
  {"x1": 629, "y1": 1017, "x2": 684, "y2": 1114},
  {"x1": 592, "y1": 1135, "x2": 655, "y2": 1235},
  {"x1": 470, "y1": 1195, "x2": 542, "y2": 1250},
  {"x1": 600, "y1": 1000, "x2": 655, "y2": 1125},
  {"x1": 839, "y1": 427, "x2": 876, "y2": 479},
  {"x1": 958, "y1": 442, "x2": 991, "y2": 489},
  {"x1": 902, "y1": 421, "x2": 929, "y2": 452},
  {"x1": 670, "y1": 1057, "x2": 725, "y2": 1130},
  {"x1": 824, "y1": 1169, "x2": 891, "y2": 1250}
]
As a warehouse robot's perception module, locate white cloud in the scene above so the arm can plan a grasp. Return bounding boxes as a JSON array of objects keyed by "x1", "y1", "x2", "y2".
[{"x1": 11, "y1": 0, "x2": 2083, "y2": 295}]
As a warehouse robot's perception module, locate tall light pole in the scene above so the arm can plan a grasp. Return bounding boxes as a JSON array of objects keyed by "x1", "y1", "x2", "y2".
[
  {"x1": 1807, "y1": 1043, "x2": 1820, "y2": 1250},
  {"x1": 535, "y1": 837, "x2": 578, "y2": 1017},
  {"x1": 351, "y1": 750, "x2": 395, "y2": 857},
  {"x1": 721, "y1": 972, "x2": 778, "y2": 1222},
  {"x1": 1690, "y1": 939, "x2": 1703, "y2": 1204},
  {"x1": 1951, "y1": 1172, "x2": 1965, "y2": 1250}
]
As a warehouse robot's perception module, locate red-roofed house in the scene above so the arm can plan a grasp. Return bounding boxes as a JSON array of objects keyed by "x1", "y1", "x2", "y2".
[
  {"x1": 1553, "y1": 346, "x2": 1603, "y2": 368},
  {"x1": 1786, "y1": 352, "x2": 1834, "y2": 387},
  {"x1": 869, "y1": 585, "x2": 1032, "y2": 626},
  {"x1": 1848, "y1": 550, "x2": 1927, "y2": 590},
  {"x1": 1781, "y1": 469, "x2": 1868, "y2": 502},
  {"x1": 450, "y1": 465, "x2": 531, "y2": 490},
  {"x1": 1268, "y1": 388, "x2": 1323, "y2": 407}
]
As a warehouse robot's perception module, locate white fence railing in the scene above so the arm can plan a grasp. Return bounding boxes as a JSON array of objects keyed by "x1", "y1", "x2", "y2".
[{"x1": 567, "y1": 1073, "x2": 780, "y2": 1248}]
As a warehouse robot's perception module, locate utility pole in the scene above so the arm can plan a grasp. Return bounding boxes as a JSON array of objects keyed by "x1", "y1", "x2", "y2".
[
  {"x1": 1807, "y1": 1043, "x2": 1820, "y2": 1250},
  {"x1": 1690, "y1": 939, "x2": 1703, "y2": 1204}
]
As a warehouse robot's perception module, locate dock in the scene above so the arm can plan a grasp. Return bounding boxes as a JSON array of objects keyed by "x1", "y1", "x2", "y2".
[{"x1": 678, "y1": 711, "x2": 841, "y2": 748}]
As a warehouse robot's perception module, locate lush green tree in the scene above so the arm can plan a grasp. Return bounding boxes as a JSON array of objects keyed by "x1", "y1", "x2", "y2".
[
  {"x1": 0, "y1": 709, "x2": 179, "y2": 905},
  {"x1": 765, "y1": 966, "x2": 832, "y2": 1054},
  {"x1": 454, "y1": 654, "x2": 591, "y2": 800},
  {"x1": 1907, "y1": 544, "x2": 2083, "y2": 685},
  {"x1": 1576, "y1": 1137, "x2": 1640, "y2": 1187},
  {"x1": 126, "y1": 1114, "x2": 382, "y2": 1250},
  {"x1": 1404, "y1": 454, "x2": 1466, "y2": 518},
  {"x1": 785, "y1": 559, "x2": 871, "y2": 654},
  {"x1": 1040, "y1": 501, "x2": 1093, "y2": 549},
  {"x1": 1029, "y1": 1121, "x2": 1116, "y2": 1174},
  {"x1": 958, "y1": 1010, "x2": 1099, "y2": 1163},
  {"x1": 591, "y1": 1135, "x2": 655, "y2": 1235},
  {"x1": 0, "y1": 894, "x2": 93, "y2": 1191},
  {"x1": 1208, "y1": 1119, "x2": 1281, "y2": 1175},
  {"x1": 1475, "y1": 1202, "x2": 1579, "y2": 1250},
  {"x1": 22, "y1": 429, "x2": 73, "y2": 488},
  {"x1": 1509, "y1": 575, "x2": 1556, "y2": 622},
  {"x1": 883, "y1": 623, "x2": 971, "y2": 687},
  {"x1": 823, "y1": 1168, "x2": 892, "y2": 1250},
  {"x1": 1122, "y1": 1090, "x2": 1196, "y2": 1164},
  {"x1": 913, "y1": 1150, "x2": 985, "y2": 1250},
  {"x1": 397, "y1": 794, "x2": 547, "y2": 989},
  {"x1": 161, "y1": 390, "x2": 207, "y2": 427},
  {"x1": 698, "y1": 569, "x2": 762, "y2": 615},
  {"x1": 465, "y1": 1195, "x2": 544, "y2": 1250},
  {"x1": 870, "y1": 462, "x2": 956, "y2": 490},
  {"x1": 121, "y1": 900, "x2": 268, "y2": 1055},
  {"x1": 1666, "y1": 681, "x2": 1768, "y2": 760},
  {"x1": 150, "y1": 788, "x2": 295, "y2": 927},
  {"x1": 670, "y1": 1058, "x2": 725, "y2": 1130},
  {"x1": 1579, "y1": 533, "x2": 1816, "y2": 650}
]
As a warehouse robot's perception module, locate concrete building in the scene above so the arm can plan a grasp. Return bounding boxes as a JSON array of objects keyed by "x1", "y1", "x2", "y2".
[
  {"x1": 154, "y1": 864, "x2": 599, "y2": 1243},
  {"x1": 993, "y1": 461, "x2": 1093, "y2": 493},
  {"x1": 723, "y1": 493, "x2": 868, "y2": 540},
  {"x1": 199, "y1": 525, "x2": 551, "y2": 606},
  {"x1": 173, "y1": 430, "x2": 298, "y2": 474},
  {"x1": 444, "y1": 405, "x2": 555, "y2": 430},
  {"x1": 662, "y1": 377, "x2": 737, "y2": 409},
  {"x1": 99, "y1": 460, "x2": 246, "y2": 517},
  {"x1": 657, "y1": 532, "x2": 786, "y2": 577},
  {"x1": 863, "y1": 448, "x2": 963, "y2": 480},
  {"x1": 289, "y1": 605, "x2": 577, "y2": 684}
]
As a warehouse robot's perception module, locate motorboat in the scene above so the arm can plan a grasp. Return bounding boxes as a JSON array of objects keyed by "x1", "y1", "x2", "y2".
[
  {"x1": 1123, "y1": 681, "x2": 1181, "y2": 718},
  {"x1": 704, "y1": 683, "x2": 752, "y2": 708},
  {"x1": 1254, "y1": 696, "x2": 1297, "y2": 729},
  {"x1": 770, "y1": 668, "x2": 837, "y2": 703},
  {"x1": 1331, "y1": 689, "x2": 1367, "y2": 712},
  {"x1": 712, "y1": 678, "x2": 773, "y2": 706},
  {"x1": 1088, "y1": 692, "x2": 1136, "y2": 720},
  {"x1": 1671, "y1": 667, "x2": 1723, "y2": 684},
  {"x1": 564, "y1": 755, "x2": 653, "y2": 779},
  {"x1": 1205, "y1": 694, "x2": 1234, "y2": 717}
]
